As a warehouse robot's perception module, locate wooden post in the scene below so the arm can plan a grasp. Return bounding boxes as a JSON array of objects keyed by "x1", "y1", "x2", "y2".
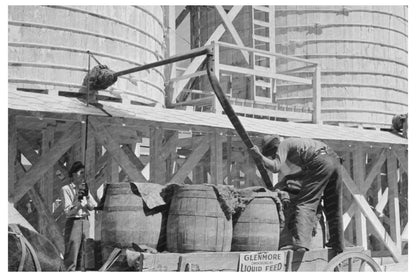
[
  {"x1": 353, "y1": 145, "x2": 368, "y2": 249},
  {"x1": 164, "y1": 5, "x2": 177, "y2": 106},
  {"x1": 173, "y1": 5, "x2": 242, "y2": 101},
  {"x1": 209, "y1": 130, "x2": 223, "y2": 185},
  {"x1": 212, "y1": 42, "x2": 222, "y2": 114},
  {"x1": 11, "y1": 123, "x2": 81, "y2": 203},
  {"x1": 89, "y1": 118, "x2": 147, "y2": 182},
  {"x1": 387, "y1": 150, "x2": 402, "y2": 254},
  {"x1": 342, "y1": 151, "x2": 354, "y2": 244},
  {"x1": 40, "y1": 125, "x2": 54, "y2": 212},
  {"x1": 312, "y1": 65, "x2": 322, "y2": 124},
  {"x1": 226, "y1": 135, "x2": 232, "y2": 186},
  {"x1": 169, "y1": 136, "x2": 210, "y2": 184},
  {"x1": 149, "y1": 127, "x2": 165, "y2": 184},
  {"x1": 85, "y1": 122, "x2": 97, "y2": 191},
  {"x1": 9, "y1": 114, "x2": 16, "y2": 199},
  {"x1": 15, "y1": 162, "x2": 65, "y2": 254},
  {"x1": 341, "y1": 167, "x2": 401, "y2": 262}
]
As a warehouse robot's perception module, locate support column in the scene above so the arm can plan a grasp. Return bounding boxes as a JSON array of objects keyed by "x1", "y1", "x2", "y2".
[
  {"x1": 149, "y1": 127, "x2": 165, "y2": 184},
  {"x1": 387, "y1": 150, "x2": 401, "y2": 254},
  {"x1": 209, "y1": 130, "x2": 223, "y2": 185},
  {"x1": 226, "y1": 135, "x2": 232, "y2": 186},
  {"x1": 353, "y1": 146, "x2": 368, "y2": 249},
  {"x1": 212, "y1": 42, "x2": 222, "y2": 114},
  {"x1": 312, "y1": 65, "x2": 322, "y2": 124},
  {"x1": 40, "y1": 125, "x2": 54, "y2": 212},
  {"x1": 9, "y1": 114, "x2": 16, "y2": 200},
  {"x1": 342, "y1": 151, "x2": 354, "y2": 245}
]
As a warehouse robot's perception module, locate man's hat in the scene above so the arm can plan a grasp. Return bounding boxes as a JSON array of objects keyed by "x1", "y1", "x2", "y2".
[
  {"x1": 68, "y1": 161, "x2": 85, "y2": 177},
  {"x1": 261, "y1": 135, "x2": 281, "y2": 156}
]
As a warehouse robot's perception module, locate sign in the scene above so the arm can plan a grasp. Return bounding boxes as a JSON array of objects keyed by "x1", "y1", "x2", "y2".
[{"x1": 239, "y1": 251, "x2": 286, "y2": 272}]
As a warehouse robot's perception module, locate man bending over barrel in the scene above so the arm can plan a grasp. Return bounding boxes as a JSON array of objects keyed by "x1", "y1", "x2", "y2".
[{"x1": 250, "y1": 135, "x2": 344, "y2": 254}]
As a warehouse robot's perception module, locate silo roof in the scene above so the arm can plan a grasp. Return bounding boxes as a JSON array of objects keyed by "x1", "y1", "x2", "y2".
[{"x1": 9, "y1": 90, "x2": 407, "y2": 146}]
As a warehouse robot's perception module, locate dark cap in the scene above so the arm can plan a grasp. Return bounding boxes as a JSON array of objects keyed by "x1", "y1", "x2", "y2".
[
  {"x1": 261, "y1": 135, "x2": 280, "y2": 156},
  {"x1": 68, "y1": 161, "x2": 85, "y2": 177}
]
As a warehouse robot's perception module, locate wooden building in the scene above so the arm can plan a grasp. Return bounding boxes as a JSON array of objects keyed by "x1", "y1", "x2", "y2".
[
  {"x1": 8, "y1": 5, "x2": 407, "y2": 267},
  {"x1": 8, "y1": 88, "x2": 407, "y2": 262}
]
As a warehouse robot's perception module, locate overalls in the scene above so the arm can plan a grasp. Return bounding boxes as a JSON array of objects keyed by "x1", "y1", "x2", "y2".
[{"x1": 279, "y1": 147, "x2": 344, "y2": 253}]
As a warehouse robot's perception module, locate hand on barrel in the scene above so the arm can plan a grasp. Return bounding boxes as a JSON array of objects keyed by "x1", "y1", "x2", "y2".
[{"x1": 277, "y1": 190, "x2": 291, "y2": 209}]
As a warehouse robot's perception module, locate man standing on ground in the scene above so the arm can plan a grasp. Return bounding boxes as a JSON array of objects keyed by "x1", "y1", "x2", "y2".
[
  {"x1": 250, "y1": 135, "x2": 344, "y2": 254},
  {"x1": 61, "y1": 161, "x2": 97, "y2": 271}
]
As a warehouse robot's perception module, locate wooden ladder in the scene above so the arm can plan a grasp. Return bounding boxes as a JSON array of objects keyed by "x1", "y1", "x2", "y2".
[{"x1": 252, "y1": 5, "x2": 276, "y2": 103}]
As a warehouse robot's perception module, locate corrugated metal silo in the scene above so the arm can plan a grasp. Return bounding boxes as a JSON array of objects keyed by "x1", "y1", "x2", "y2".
[
  {"x1": 8, "y1": 5, "x2": 166, "y2": 106},
  {"x1": 275, "y1": 5, "x2": 408, "y2": 128},
  {"x1": 188, "y1": 5, "x2": 407, "y2": 127}
]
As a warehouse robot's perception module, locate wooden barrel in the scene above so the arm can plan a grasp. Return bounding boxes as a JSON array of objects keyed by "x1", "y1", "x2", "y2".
[
  {"x1": 166, "y1": 185, "x2": 232, "y2": 253},
  {"x1": 101, "y1": 183, "x2": 164, "y2": 261},
  {"x1": 232, "y1": 195, "x2": 280, "y2": 251}
]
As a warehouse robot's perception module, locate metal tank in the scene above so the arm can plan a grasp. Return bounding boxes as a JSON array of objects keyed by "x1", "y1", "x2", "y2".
[
  {"x1": 275, "y1": 6, "x2": 408, "y2": 128},
  {"x1": 8, "y1": 6, "x2": 166, "y2": 106}
]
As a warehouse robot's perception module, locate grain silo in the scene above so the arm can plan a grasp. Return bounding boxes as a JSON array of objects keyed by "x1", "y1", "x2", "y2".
[
  {"x1": 189, "y1": 6, "x2": 408, "y2": 128},
  {"x1": 8, "y1": 5, "x2": 166, "y2": 106}
]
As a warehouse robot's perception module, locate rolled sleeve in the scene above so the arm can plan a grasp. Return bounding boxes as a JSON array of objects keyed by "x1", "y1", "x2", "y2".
[{"x1": 86, "y1": 192, "x2": 97, "y2": 211}]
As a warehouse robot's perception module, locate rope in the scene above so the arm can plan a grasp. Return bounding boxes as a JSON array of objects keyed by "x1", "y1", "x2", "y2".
[{"x1": 9, "y1": 224, "x2": 42, "y2": 272}]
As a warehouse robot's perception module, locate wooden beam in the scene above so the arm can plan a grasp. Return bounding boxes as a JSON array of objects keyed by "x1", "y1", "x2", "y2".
[
  {"x1": 121, "y1": 145, "x2": 146, "y2": 171},
  {"x1": 215, "y1": 6, "x2": 249, "y2": 63},
  {"x1": 341, "y1": 166, "x2": 401, "y2": 262},
  {"x1": 15, "y1": 162, "x2": 65, "y2": 254},
  {"x1": 160, "y1": 132, "x2": 179, "y2": 161},
  {"x1": 9, "y1": 114, "x2": 17, "y2": 197},
  {"x1": 392, "y1": 148, "x2": 408, "y2": 174},
  {"x1": 209, "y1": 130, "x2": 223, "y2": 184},
  {"x1": 168, "y1": 70, "x2": 206, "y2": 83},
  {"x1": 363, "y1": 149, "x2": 386, "y2": 190},
  {"x1": 11, "y1": 122, "x2": 81, "y2": 203},
  {"x1": 226, "y1": 136, "x2": 232, "y2": 186},
  {"x1": 176, "y1": 6, "x2": 189, "y2": 28},
  {"x1": 352, "y1": 146, "x2": 367, "y2": 249},
  {"x1": 149, "y1": 127, "x2": 165, "y2": 184},
  {"x1": 40, "y1": 125, "x2": 55, "y2": 211},
  {"x1": 343, "y1": 203, "x2": 358, "y2": 230},
  {"x1": 89, "y1": 117, "x2": 147, "y2": 183},
  {"x1": 169, "y1": 136, "x2": 210, "y2": 184},
  {"x1": 173, "y1": 5, "x2": 242, "y2": 101},
  {"x1": 312, "y1": 66, "x2": 322, "y2": 124},
  {"x1": 375, "y1": 187, "x2": 389, "y2": 214},
  {"x1": 387, "y1": 151, "x2": 401, "y2": 253},
  {"x1": 16, "y1": 132, "x2": 69, "y2": 186},
  {"x1": 219, "y1": 64, "x2": 312, "y2": 85}
]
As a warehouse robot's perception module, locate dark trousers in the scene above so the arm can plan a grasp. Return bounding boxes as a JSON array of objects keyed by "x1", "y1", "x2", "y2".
[
  {"x1": 279, "y1": 152, "x2": 344, "y2": 252},
  {"x1": 64, "y1": 218, "x2": 89, "y2": 271}
]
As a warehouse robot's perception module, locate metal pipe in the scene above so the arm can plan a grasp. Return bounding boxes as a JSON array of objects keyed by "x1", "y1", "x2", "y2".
[
  {"x1": 205, "y1": 53, "x2": 274, "y2": 190},
  {"x1": 114, "y1": 46, "x2": 212, "y2": 78}
]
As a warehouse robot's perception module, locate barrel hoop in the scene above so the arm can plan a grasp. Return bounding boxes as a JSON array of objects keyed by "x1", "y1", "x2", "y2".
[
  {"x1": 103, "y1": 206, "x2": 143, "y2": 212},
  {"x1": 168, "y1": 211, "x2": 226, "y2": 218},
  {"x1": 236, "y1": 219, "x2": 279, "y2": 224}
]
